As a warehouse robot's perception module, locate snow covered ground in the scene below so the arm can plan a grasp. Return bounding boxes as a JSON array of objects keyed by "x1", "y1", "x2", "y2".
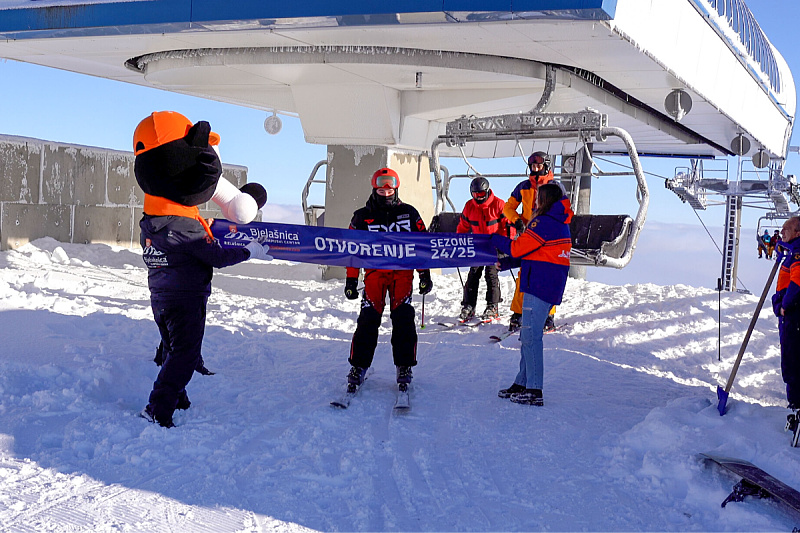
[{"x1": 0, "y1": 237, "x2": 799, "y2": 531}]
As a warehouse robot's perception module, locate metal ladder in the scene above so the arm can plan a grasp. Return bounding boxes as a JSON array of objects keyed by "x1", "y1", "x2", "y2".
[{"x1": 721, "y1": 194, "x2": 742, "y2": 291}]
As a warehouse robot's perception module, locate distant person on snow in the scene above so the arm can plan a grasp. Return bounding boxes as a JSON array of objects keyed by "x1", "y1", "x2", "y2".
[
  {"x1": 773, "y1": 216, "x2": 800, "y2": 430},
  {"x1": 343, "y1": 168, "x2": 432, "y2": 394},
  {"x1": 456, "y1": 176, "x2": 507, "y2": 322},
  {"x1": 491, "y1": 183, "x2": 573, "y2": 406},
  {"x1": 769, "y1": 230, "x2": 780, "y2": 260},
  {"x1": 503, "y1": 152, "x2": 558, "y2": 332},
  {"x1": 133, "y1": 111, "x2": 271, "y2": 428}
]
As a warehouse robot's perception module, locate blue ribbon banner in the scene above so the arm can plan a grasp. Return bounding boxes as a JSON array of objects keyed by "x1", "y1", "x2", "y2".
[{"x1": 211, "y1": 219, "x2": 499, "y2": 270}]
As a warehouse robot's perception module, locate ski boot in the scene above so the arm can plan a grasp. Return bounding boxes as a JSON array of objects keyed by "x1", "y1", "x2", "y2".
[
  {"x1": 510, "y1": 388, "x2": 544, "y2": 406},
  {"x1": 481, "y1": 303, "x2": 499, "y2": 321},
  {"x1": 508, "y1": 312, "x2": 522, "y2": 332},
  {"x1": 347, "y1": 365, "x2": 368, "y2": 393},
  {"x1": 498, "y1": 383, "x2": 525, "y2": 399},
  {"x1": 396, "y1": 366, "x2": 413, "y2": 393},
  {"x1": 543, "y1": 315, "x2": 556, "y2": 332},
  {"x1": 459, "y1": 305, "x2": 475, "y2": 322},
  {"x1": 787, "y1": 409, "x2": 800, "y2": 447}
]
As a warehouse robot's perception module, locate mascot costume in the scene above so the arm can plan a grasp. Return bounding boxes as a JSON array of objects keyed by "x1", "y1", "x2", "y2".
[{"x1": 134, "y1": 111, "x2": 271, "y2": 428}]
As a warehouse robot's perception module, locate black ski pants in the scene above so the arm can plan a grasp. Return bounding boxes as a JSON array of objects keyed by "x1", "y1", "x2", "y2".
[
  {"x1": 461, "y1": 265, "x2": 501, "y2": 309},
  {"x1": 349, "y1": 269, "x2": 417, "y2": 369},
  {"x1": 780, "y1": 312, "x2": 800, "y2": 407},
  {"x1": 148, "y1": 295, "x2": 207, "y2": 421}
]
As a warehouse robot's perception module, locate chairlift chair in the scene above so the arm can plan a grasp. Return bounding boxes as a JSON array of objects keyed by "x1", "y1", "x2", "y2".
[{"x1": 429, "y1": 109, "x2": 649, "y2": 269}]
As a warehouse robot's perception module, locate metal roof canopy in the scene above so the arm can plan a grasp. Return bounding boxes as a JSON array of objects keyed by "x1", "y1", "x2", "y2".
[{"x1": 0, "y1": 0, "x2": 793, "y2": 160}]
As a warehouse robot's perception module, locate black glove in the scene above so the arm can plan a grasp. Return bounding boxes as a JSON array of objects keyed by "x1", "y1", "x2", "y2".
[
  {"x1": 514, "y1": 218, "x2": 526, "y2": 234},
  {"x1": 344, "y1": 277, "x2": 359, "y2": 300},
  {"x1": 418, "y1": 271, "x2": 433, "y2": 295}
]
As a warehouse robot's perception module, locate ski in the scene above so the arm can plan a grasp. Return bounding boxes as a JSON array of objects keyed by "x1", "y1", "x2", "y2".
[
  {"x1": 490, "y1": 323, "x2": 569, "y2": 343},
  {"x1": 394, "y1": 383, "x2": 410, "y2": 411},
  {"x1": 490, "y1": 329, "x2": 517, "y2": 343}
]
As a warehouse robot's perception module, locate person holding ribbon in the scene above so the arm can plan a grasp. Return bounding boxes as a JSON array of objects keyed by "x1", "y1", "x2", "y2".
[
  {"x1": 491, "y1": 183, "x2": 573, "y2": 406},
  {"x1": 133, "y1": 111, "x2": 271, "y2": 428}
]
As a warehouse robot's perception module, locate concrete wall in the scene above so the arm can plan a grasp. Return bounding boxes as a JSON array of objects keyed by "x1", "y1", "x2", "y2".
[
  {"x1": 0, "y1": 134, "x2": 248, "y2": 251},
  {"x1": 322, "y1": 145, "x2": 435, "y2": 279}
]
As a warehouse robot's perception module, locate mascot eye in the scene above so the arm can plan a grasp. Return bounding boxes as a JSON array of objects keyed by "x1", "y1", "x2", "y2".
[{"x1": 136, "y1": 141, "x2": 145, "y2": 153}]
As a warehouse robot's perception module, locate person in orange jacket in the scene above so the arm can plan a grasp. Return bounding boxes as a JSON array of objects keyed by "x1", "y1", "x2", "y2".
[
  {"x1": 503, "y1": 152, "x2": 557, "y2": 332},
  {"x1": 456, "y1": 177, "x2": 507, "y2": 321}
]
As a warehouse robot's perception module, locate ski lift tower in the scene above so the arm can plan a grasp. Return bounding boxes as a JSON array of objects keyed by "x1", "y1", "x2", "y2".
[{"x1": 667, "y1": 142, "x2": 800, "y2": 291}]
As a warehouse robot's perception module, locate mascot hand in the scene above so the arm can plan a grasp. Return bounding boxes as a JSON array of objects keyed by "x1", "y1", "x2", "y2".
[
  {"x1": 245, "y1": 240, "x2": 274, "y2": 261},
  {"x1": 212, "y1": 178, "x2": 259, "y2": 224},
  {"x1": 344, "y1": 277, "x2": 359, "y2": 300}
]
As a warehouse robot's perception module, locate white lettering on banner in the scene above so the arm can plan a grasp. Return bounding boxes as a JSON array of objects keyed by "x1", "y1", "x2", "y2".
[
  {"x1": 429, "y1": 236, "x2": 476, "y2": 260},
  {"x1": 313, "y1": 236, "x2": 417, "y2": 259},
  {"x1": 248, "y1": 227, "x2": 300, "y2": 245}
]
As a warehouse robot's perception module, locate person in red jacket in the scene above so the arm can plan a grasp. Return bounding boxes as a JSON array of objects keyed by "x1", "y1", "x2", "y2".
[
  {"x1": 343, "y1": 168, "x2": 433, "y2": 393},
  {"x1": 456, "y1": 177, "x2": 507, "y2": 321}
]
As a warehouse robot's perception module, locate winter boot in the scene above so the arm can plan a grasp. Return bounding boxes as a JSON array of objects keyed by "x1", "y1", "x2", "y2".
[
  {"x1": 396, "y1": 366, "x2": 413, "y2": 384},
  {"x1": 176, "y1": 390, "x2": 191, "y2": 411},
  {"x1": 510, "y1": 388, "x2": 544, "y2": 406},
  {"x1": 508, "y1": 312, "x2": 522, "y2": 332},
  {"x1": 543, "y1": 315, "x2": 556, "y2": 332},
  {"x1": 139, "y1": 404, "x2": 175, "y2": 428},
  {"x1": 459, "y1": 305, "x2": 475, "y2": 322},
  {"x1": 481, "y1": 303, "x2": 499, "y2": 321},
  {"x1": 498, "y1": 383, "x2": 526, "y2": 399}
]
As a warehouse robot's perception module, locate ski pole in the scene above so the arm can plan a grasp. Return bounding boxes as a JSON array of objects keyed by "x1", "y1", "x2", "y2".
[
  {"x1": 717, "y1": 254, "x2": 781, "y2": 415},
  {"x1": 456, "y1": 267, "x2": 465, "y2": 289},
  {"x1": 421, "y1": 293, "x2": 426, "y2": 329},
  {"x1": 717, "y1": 277, "x2": 722, "y2": 362}
]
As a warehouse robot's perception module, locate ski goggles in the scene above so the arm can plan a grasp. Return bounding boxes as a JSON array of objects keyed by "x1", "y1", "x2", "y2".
[
  {"x1": 528, "y1": 153, "x2": 547, "y2": 167},
  {"x1": 372, "y1": 174, "x2": 399, "y2": 190},
  {"x1": 471, "y1": 190, "x2": 488, "y2": 201}
]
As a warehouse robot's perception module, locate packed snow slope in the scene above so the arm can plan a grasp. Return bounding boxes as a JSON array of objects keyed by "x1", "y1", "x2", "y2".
[{"x1": 0, "y1": 238, "x2": 799, "y2": 532}]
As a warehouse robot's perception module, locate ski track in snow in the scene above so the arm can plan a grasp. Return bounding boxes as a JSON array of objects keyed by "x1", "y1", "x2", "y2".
[{"x1": 0, "y1": 237, "x2": 798, "y2": 531}]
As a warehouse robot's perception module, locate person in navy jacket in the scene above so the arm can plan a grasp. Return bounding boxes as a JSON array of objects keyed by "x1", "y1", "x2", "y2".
[
  {"x1": 134, "y1": 111, "x2": 271, "y2": 428},
  {"x1": 490, "y1": 183, "x2": 572, "y2": 406},
  {"x1": 773, "y1": 217, "x2": 800, "y2": 414}
]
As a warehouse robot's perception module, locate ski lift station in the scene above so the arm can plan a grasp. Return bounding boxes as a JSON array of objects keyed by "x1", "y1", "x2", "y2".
[{"x1": 0, "y1": 0, "x2": 795, "y2": 287}]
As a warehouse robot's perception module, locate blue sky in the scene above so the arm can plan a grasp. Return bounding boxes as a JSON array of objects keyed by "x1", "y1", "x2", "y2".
[{"x1": 0, "y1": 0, "x2": 797, "y2": 289}]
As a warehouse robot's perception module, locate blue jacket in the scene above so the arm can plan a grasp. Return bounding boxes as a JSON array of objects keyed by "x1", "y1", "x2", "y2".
[
  {"x1": 491, "y1": 196, "x2": 573, "y2": 305},
  {"x1": 140, "y1": 215, "x2": 250, "y2": 298},
  {"x1": 774, "y1": 237, "x2": 800, "y2": 317}
]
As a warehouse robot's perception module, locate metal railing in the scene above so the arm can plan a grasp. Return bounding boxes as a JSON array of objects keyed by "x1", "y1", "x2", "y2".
[{"x1": 702, "y1": 0, "x2": 781, "y2": 92}]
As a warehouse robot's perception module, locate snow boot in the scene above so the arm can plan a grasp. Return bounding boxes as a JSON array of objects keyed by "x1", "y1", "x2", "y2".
[
  {"x1": 543, "y1": 315, "x2": 556, "y2": 332},
  {"x1": 481, "y1": 303, "x2": 499, "y2": 321},
  {"x1": 176, "y1": 390, "x2": 191, "y2": 411},
  {"x1": 510, "y1": 388, "x2": 544, "y2": 406},
  {"x1": 508, "y1": 312, "x2": 522, "y2": 332},
  {"x1": 139, "y1": 404, "x2": 175, "y2": 428},
  {"x1": 498, "y1": 383, "x2": 526, "y2": 399},
  {"x1": 459, "y1": 305, "x2": 475, "y2": 322},
  {"x1": 396, "y1": 366, "x2": 413, "y2": 384}
]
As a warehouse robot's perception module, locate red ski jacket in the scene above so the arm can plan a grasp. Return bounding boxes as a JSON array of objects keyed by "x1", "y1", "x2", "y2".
[{"x1": 457, "y1": 191, "x2": 507, "y2": 236}]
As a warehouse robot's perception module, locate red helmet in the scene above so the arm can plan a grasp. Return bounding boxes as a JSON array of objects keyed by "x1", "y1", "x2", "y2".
[{"x1": 371, "y1": 168, "x2": 400, "y2": 190}]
